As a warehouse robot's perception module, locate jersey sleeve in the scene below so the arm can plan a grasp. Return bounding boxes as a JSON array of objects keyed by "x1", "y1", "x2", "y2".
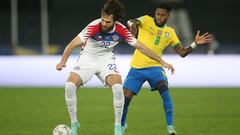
[
  {"x1": 170, "y1": 30, "x2": 181, "y2": 48},
  {"x1": 115, "y1": 23, "x2": 137, "y2": 46},
  {"x1": 78, "y1": 19, "x2": 100, "y2": 43}
]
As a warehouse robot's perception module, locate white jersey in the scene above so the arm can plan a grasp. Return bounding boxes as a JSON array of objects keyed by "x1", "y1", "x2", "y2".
[
  {"x1": 72, "y1": 19, "x2": 137, "y2": 85},
  {"x1": 78, "y1": 18, "x2": 137, "y2": 57}
]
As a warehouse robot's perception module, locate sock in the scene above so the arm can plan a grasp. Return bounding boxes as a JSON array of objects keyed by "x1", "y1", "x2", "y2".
[
  {"x1": 121, "y1": 96, "x2": 131, "y2": 126},
  {"x1": 159, "y1": 88, "x2": 173, "y2": 126},
  {"x1": 65, "y1": 82, "x2": 78, "y2": 123},
  {"x1": 112, "y1": 84, "x2": 124, "y2": 126}
]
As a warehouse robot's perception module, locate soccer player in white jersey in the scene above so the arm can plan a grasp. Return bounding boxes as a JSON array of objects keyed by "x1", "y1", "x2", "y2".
[{"x1": 56, "y1": 0, "x2": 174, "y2": 135}]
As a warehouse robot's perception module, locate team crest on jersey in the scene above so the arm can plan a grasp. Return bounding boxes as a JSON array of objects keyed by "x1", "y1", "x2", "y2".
[
  {"x1": 112, "y1": 35, "x2": 119, "y2": 41},
  {"x1": 165, "y1": 32, "x2": 170, "y2": 38}
]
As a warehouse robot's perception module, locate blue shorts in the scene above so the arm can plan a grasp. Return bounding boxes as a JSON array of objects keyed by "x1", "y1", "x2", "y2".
[{"x1": 123, "y1": 67, "x2": 168, "y2": 95}]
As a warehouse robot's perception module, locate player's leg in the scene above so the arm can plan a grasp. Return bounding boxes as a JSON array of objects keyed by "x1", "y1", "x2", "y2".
[
  {"x1": 156, "y1": 81, "x2": 176, "y2": 135},
  {"x1": 97, "y1": 56, "x2": 125, "y2": 135},
  {"x1": 147, "y1": 67, "x2": 176, "y2": 135},
  {"x1": 121, "y1": 89, "x2": 134, "y2": 133},
  {"x1": 67, "y1": 57, "x2": 95, "y2": 135},
  {"x1": 121, "y1": 68, "x2": 146, "y2": 134},
  {"x1": 65, "y1": 72, "x2": 82, "y2": 135},
  {"x1": 105, "y1": 74, "x2": 124, "y2": 135}
]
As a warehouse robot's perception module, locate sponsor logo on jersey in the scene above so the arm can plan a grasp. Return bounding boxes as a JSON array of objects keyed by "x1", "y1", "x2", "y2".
[
  {"x1": 95, "y1": 35, "x2": 102, "y2": 41},
  {"x1": 158, "y1": 30, "x2": 162, "y2": 36},
  {"x1": 98, "y1": 36, "x2": 102, "y2": 39}
]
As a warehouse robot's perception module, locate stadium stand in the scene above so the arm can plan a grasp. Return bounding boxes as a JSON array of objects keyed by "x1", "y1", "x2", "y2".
[{"x1": 0, "y1": 0, "x2": 239, "y2": 55}]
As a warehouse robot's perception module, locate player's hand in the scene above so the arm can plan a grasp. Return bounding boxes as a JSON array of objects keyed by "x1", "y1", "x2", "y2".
[
  {"x1": 195, "y1": 30, "x2": 213, "y2": 45},
  {"x1": 163, "y1": 63, "x2": 175, "y2": 74},
  {"x1": 129, "y1": 23, "x2": 138, "y2": 36},
  {"x1": 56, "y1": 62, "x2": 66, "y2": 71}
]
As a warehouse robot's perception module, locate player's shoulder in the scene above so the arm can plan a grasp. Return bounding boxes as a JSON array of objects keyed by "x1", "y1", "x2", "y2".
[
  {"x1": 115, "y1": 21, "x2": 128, "y2": 34},
  {"x1": 82, "y1": 18, "x2": 101, "y2": 36},
  {"x1": 138, "y1": 15, "x2": 153, "y2": 20},
  {"x1": 144, "y1": 15, "x2": 153, "y2": 19},
  {"x1": 114, "y1": 22, "x2": 133, "y2": 38},
  {"x1": 165, "y1": 25, "x2": 176, "y2": 33}
]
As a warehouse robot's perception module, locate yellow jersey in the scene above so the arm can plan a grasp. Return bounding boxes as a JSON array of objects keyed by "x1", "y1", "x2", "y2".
[{"x1": 130, "y1": 15, "x2": 180, "y2": 68}]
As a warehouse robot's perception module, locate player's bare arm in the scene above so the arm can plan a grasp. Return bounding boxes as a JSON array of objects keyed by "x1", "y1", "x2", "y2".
[
  {"x1": 56, "y1": 36, "x2": 84, "y2": 71},
  {"x1": 127, "y1": 19, "x2": 141, "y2": 36},
  {"x1": 134, "y1": 41, "x2": 175, "y2": 74},
  {"x1": 175, "y1": 30, "x2": 213, "y2": 57}
]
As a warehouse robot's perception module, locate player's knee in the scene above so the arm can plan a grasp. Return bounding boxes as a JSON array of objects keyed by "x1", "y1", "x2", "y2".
[
  {"x1": 123, "y1": 88, "x2": 134, "y2": 98},
  {"x1": 112, "y1": 84, "x2": 124, "y2": 100},
  {"x1": 156, "y1": 81, "x2": 168, "y2": 94},
  {"x1": 65, "y1": 82, "x2": 77, "y2": 98}
]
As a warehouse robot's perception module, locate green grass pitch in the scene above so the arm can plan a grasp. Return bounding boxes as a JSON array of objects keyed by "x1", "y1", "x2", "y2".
[{"x1": 0, "y1": 87, "x2": 240, "y2": 135}]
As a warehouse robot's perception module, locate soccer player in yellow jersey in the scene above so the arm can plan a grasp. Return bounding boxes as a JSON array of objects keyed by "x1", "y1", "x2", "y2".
[{"x1": 121, "y1": 3, "x2": 213, "y2": 135}]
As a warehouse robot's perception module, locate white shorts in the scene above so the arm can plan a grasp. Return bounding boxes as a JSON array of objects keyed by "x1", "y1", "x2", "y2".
[{"x1": 71, "y1": 55, "x2": 120, "y2": 85}]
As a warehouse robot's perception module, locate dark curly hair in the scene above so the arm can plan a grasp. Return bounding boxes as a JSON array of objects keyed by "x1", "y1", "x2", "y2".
[
  {"x1": 102, "y1": 0, "x2": 126, "y2": 21},
  {"x1": 157, "y1": 3, "x2": 171, "y2": 12}
]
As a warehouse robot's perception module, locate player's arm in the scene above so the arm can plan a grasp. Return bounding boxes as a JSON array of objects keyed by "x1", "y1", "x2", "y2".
[
  {"x1": 56, "y1": 36, "x2": 84, "y2": 71},
  {"x1": 175, "y1": 30, "x2": 213, "y2": 57},
  {"x1": 127, "y1": 19, "x2": 141, "y2": 36},
  {"x1": 134, "y1": 41, "x2": 175, "y2": 74}
]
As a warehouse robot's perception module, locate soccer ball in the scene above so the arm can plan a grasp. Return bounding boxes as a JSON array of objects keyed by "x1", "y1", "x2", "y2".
[{"x1": 52, "y1": 124, "x2": 71, "y2": 135}]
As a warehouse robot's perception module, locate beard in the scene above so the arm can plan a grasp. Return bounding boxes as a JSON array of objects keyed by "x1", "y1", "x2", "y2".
[
  {"x1": 100, "y1": 24, "x2": 114, "y2": 33},
  {"x1": 154, "y1": 19, "x2": 167, "y2": 27}
]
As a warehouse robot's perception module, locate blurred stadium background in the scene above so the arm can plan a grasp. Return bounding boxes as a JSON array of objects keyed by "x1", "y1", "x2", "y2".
[
  {"x1": 1, "y1": 0, "x2": 240, "y2": 55},
  {"x1": 0, "y1": 0, "x2": 240, "y2": 135}
]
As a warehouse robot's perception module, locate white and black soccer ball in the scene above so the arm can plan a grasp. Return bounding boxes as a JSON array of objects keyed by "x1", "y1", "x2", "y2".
[{"x1": 52, "y1": 124, "x2": 71, "y2": 135}]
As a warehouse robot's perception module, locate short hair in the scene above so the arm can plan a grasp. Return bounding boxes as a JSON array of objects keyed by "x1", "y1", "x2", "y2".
[
  {"x1": 157, "y1": 3, "x2": 171, "y2": 12},
  {"x1": 102, "y1": 0, "x2": 126, "y2": 21}
]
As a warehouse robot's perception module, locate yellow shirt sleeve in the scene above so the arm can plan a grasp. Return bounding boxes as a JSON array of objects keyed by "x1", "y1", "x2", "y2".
[{"x1": 169, "y1": 29, "x2": 181, "y2": 49}]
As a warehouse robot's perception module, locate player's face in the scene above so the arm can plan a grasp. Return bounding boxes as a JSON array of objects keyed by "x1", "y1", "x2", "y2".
[
  {"x1": 155, "y1": 8, "x2": 170, "y2": 26},
  {"x1": 101, "y1": 13, "x2": 114, "y2": 32}
]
